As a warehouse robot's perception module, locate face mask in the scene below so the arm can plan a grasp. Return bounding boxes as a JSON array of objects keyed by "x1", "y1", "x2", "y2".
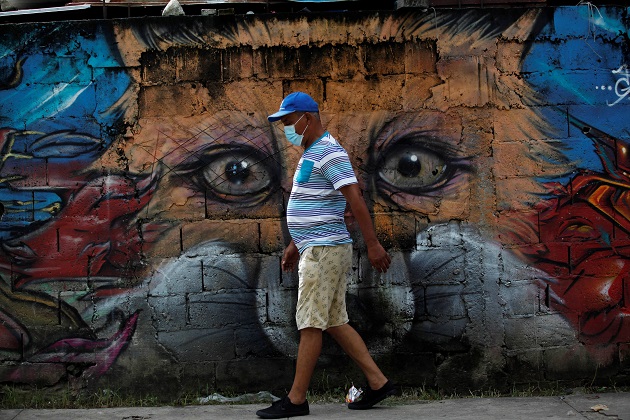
[{"x1": 284, "y1": 114, "x2": 309, "y2": 146}]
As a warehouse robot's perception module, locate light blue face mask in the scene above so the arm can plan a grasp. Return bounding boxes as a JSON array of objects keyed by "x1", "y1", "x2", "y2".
[{"x1": 284, "y1": 113, "x2": 309, "y2": 146}]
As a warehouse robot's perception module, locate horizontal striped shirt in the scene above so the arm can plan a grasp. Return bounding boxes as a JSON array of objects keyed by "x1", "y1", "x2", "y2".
[{"x1": 287, "y1": 132, "x2": 357, "y2": 253}]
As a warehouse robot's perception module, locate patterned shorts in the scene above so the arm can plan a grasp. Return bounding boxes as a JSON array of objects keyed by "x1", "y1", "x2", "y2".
[{"x1": 296, "y1": 243, "x2": 352, "y2": 330}]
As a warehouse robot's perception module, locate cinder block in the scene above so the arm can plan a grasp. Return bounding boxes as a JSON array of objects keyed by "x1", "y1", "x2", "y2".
[
  {"x1": 296, "y1": 45, "x2": 333, "y2": 78},
  {"x1": 181, "y1": 220, "x2": 261, "y2": 254},
  {"x1": 416, "y1": 220, "x2": 463, "y2": 248},
  {"x1": 495, "y1": 177, "x2": 548, "y2": 211},
  {"x1": 141, "y1": 49, "x2": 177, "y2": 83},
  {"x1": 568, "y1": 102, "x2": 630, "y2": 141},
  {"x1": 331, "y1": 45, "x2": 361, "y2": 80},
  {"x1": 326, "y1": 77, "x2": 406, "y2": 112},
  {"x1": 406, "y1": 318, "x2": 469, "y2": 351},
  {"x1": 435, "y1": 56, "x2": 495, "y2": 107},
  {"x1": 141, "y1": 48, "x2": 222, "y2": 84},
  {"x1": 550, "y1": 7, "x2": 599, "y2": 39},
  {"x1": 496, "y1": 41, "x2": 530, "y2": 74},
  {"x1": 204, "y1": 253, "x2": 279, "y2": 291},
  {"x1": 261, "y1": 324, "x2": 299, "y2": 356},
  {"x1": 560, "y1": 39, "x2": 620, "y2": 71},
  {"x1": 404, "y1": 40, "x2": 437, "y2": 74},
  {"x1": 258, "y1": 223, "x2": 284, "y2": 254},
  {"x1": 158, "y1": 328, "x2": 235, "y2": 362},
  {"x1": 425, "y1": 284, "x2": 466, "y2": 319},
  {"x1": 393, "y1": 212, "x2": 419, "y2": 250},
  {"x1": 499, "y1": 249, "x2": 548, "y2": 285},
  {"x1": 504, "y1": 316, "x2": 537, "y2": 350},
  {"x1": 535, "y1": 313, "x2": 578, "y2": 347},
  {"x1": 279, "y1": 262, "x2": 299, "y2": 288},
  {"x1": 401, "y1": 74, "x2": 442, "y2": 111},
  {"x1": 185, "y1": 47, "x2": 221, "y2": 82},
  {"x1": 493, "y1": 107, "x2": 567, "y2": 142},
  {"x1": 524, "y1": 71, "x2": 611, "y2": 107},
  {"x1": 493, "y1": 141, "x2": 542, "y2": 178},
  {"x1": 139, "y1": 84, "x2": 212, "y2": 118},
  {"x1": 221, "y1": 79, "x2": 283, "y2": 114},
  {"x1": 262, "y1": 47, "x2": 297, "y2": 80},
  {"x1": 146, "y1": 251, "x2": 204, "y2": 296},
  {"x1": 0, "y1": 349, "x2": 21, "y2": 363},
  {"x1": 148, "y1": 295, "x2": 188, "y2": 331},
  {"x1": 459, "y1": 108, "x2": 494, "y2": 156},
  {"x1": 265, "y1": 287, "x2": 297, "y2": 324},
  {"x1": 187, "y1": 289, "x2": 265, "y2": 328},
  {"x1": 540, "y1": 201, "x2": 613, "y2": 244},
  {"x1": 500, "y1": 281, "x2": 538, "y2": 317},
  {"x1": 252, "y1": 49, "x2": 270, "y2": 79},
  {"x1": 235, "y1": 326, "x2": 279, "y2": 357},
  {"x1": 495, "y1": 210, "x2": 540, "y2": 246},
  {"x1": 363, "y1": 42, "x2": 406, "y2": 76},
  {"x1": 570, "y1": 244, "x2": 621, "y2": 278},
  {"x1": 222, "y1": 47, "x2": 254, "y2": 81},
  {"x1": 407, "y1": 246, "x2": 466, "y2": 286}
]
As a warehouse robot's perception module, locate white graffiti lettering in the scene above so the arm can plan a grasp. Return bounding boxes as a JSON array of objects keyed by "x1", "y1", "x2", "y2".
[{"x1": 608, "y1": 65, "x2": 630, "y2": 107}]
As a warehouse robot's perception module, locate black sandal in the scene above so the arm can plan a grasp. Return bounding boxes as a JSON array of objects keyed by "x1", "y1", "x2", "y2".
[
  {"x1": 347, "y1": 380, "x2": 398, "y2": 410},
  {"x1": 256, "y1": 396, "x2": 309, "y2": 419}
]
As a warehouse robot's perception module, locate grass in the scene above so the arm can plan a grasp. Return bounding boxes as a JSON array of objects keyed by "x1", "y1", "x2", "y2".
[
  {"x1": 1, "y1": 382, "x2": 628, "y2": 410},
  {"x1": 0, "y1": 386, "x2": 162, "y2": 410}
]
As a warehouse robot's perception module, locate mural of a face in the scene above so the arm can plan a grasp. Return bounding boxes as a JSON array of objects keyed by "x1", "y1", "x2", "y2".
[{"x1": 0, "y1": 6, "x2": 627, "y2": 392}]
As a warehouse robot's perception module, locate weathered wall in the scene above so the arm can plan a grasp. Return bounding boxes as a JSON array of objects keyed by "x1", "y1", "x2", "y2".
[{"x1": 0, "y1": 6, "x2": 628, "y2": 398}]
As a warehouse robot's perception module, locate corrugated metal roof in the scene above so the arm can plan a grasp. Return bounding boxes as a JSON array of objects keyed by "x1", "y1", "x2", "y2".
[{"x1": 0, "y1": 3, "x2": 89, "y2": 14}]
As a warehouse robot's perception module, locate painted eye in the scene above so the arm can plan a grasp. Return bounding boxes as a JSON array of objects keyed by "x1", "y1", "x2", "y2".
[
  {"x1": 377, "y1": 140, "x2": 456, "y2": 194},
  {"x1": 379, "y1": 147, "x2": 447, "y2": 189},
  {"x1": 190, "y1": 146, "x2": 278, "y2": 204},
  {"x1": 202, "y1": 154, "x2": 268, "y2": 196}
]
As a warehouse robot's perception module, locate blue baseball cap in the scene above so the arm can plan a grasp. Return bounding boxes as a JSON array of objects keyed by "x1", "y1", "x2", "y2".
[{"x1": 268, "y1": 92, "x2": 319, "y2": 122}]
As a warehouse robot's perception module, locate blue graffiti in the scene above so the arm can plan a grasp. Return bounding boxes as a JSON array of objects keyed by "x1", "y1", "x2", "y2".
[
  {"x1": 0, "y1": 27, "x2": 131, "y2": 238},
  {"x1": 522, "y1": 6, "x2": 629, "y2": 179}
]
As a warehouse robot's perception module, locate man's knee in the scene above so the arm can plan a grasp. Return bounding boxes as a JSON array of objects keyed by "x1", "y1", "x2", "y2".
[
  {"x1": 325, "y1": 323, "x2": 349, "y2": 337},
  {"x1": 300, "y1": 327, "x2": 323, "y2": 337}
]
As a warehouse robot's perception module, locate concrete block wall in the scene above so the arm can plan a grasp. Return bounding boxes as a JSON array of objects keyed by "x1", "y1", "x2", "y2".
[{"x1": 0, "y1": 6, "x2": 628, "y2": 398}]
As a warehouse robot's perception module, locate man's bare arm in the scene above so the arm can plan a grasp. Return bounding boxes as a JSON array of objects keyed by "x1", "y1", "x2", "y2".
[{"x1": 340, "y1": 183, "x2": 391, "y2": 273}]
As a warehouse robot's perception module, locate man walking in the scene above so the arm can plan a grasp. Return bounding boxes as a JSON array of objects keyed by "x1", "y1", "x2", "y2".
[{"x1": 256, "y1": 92, "x2": 398, "y2": 419}]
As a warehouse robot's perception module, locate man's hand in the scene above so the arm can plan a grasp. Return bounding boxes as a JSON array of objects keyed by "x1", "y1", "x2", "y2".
[
  {"x1": 367, "y1": 242, "x2": 391, "y2": 273},
  {"x1": 282, "y1": 241, "x2": 300, "y2": 272},
  {"x1": 340, "y1": 183, "x2": 391, "y2": 274}
]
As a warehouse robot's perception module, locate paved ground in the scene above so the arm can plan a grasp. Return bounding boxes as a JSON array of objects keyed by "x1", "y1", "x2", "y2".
[{"x1": 1, "y1": 391, "x2": 629, "y2": 420}]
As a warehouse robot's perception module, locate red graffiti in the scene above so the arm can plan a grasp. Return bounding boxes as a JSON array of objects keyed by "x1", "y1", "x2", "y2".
[
  {"x1": 509, "y1": 117, "x2": 629, "y2": 345},
  {"x1": 0, "y1": 138, "x2": 169, "y2": 381},
  {"x1": 1, "y1": 171, "x2": 163, "y2": 288}
]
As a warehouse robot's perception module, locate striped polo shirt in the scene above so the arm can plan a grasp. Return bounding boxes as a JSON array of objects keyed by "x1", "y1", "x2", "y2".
[{"x1": 287, "y1": 132, "x2": 358, "y2": 253}]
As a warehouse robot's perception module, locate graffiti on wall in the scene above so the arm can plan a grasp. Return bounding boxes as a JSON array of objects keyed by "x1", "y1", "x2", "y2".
[
  {"x1": 0, "y1": 6, "x2": 628, "y2": 391},
  {"x1": 503, "y1": 9, "x2": 630, "y2": 347},
  {"x1": 605, "y1": 65, "x2": 629, "y2": 106}
]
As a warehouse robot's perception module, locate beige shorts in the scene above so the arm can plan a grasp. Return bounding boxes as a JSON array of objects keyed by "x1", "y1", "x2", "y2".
[{"x1": 296, "y1": 243, "x2": 352, "y2": 330}]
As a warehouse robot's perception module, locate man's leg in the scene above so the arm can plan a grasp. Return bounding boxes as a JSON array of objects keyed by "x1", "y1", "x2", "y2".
[
  {"x1": 288, "y1": 327, "x2": 322, "y2": 404},
  {"x1": 326, "y1": 323, "x2": 387, "y2": 390}
]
